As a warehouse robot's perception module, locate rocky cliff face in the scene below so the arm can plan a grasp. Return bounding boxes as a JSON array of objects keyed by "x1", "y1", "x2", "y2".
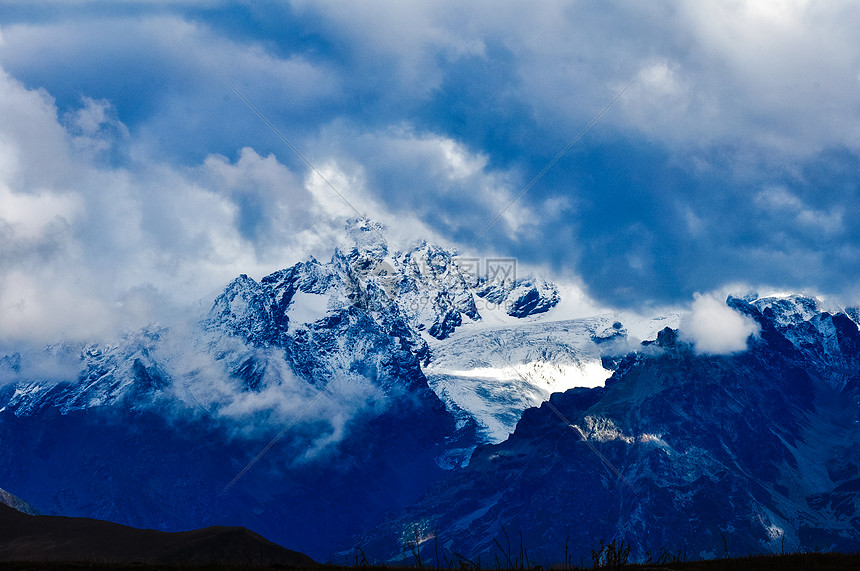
[{"x1": 358, "y1": 295, "x2": 860, "y2": 565}]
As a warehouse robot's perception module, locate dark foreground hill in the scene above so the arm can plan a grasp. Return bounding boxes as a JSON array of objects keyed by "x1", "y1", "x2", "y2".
[{"x1": 0, "y1": 503, "x2": 315, "y2": 566}]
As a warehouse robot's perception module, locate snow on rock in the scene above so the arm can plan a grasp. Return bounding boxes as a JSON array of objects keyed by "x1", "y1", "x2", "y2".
[
  {"x1": 475, "y1": 275, "x2": 560, "y2": 318},
  {"x1": 0, "y1": 219, "x2": 682, "y2": 454},
  {"x1": 422, "y1": 313, "x2": 674, "y2": 443},
  {"x1": 750, "y1": 293, "x2": 821, "y2": 327}
]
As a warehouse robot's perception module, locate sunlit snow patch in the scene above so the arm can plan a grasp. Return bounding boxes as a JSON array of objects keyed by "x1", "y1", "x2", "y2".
[
  {"x1": 427, "y1": 360, "x2": 611, "y2": 443},
  {"x1": 423, "y1": 310, "x2": 680, "y2": 444}
]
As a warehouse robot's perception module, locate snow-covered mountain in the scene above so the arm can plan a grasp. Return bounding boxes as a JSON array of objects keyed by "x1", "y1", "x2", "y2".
[
  {"x1": 358, "y1": 294, "x2": 860, "y2": 564},
  {"x1": 0, "y1": 219, "x2": 633, "y2": 559},
  {"x1": 1, "y1": 218, "x2": 650, "y2": 450},
  {"x1": 423, "y1": 311, "x2": 677, "y2": 445},
  {"x1": 3, "y1": 220, "x2": 856, "y2": 563}
]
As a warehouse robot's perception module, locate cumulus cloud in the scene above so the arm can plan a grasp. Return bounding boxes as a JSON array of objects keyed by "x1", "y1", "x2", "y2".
[
  {"x1": 0, "y1": 60, "x2": 538, "y2": 347},
  {"x1": 14, "y1": 1, "x2": 859, "y2": 160},
  {"x1": 289, "y1": 1, "x2": 860, "y2": 155},
  {"x1": 306, "y1": 122, "x2": 556, "y2": 251},
  {"x1": 64, "y1": 96, "x2": 130, "y2": 162},
  {"x1": 292, "y1": 0, "x2": 486, "y2": 96},
  {"x1": 0, "y1": 13, "x2": 342, "y2": 165},
  {"x1": 0, "y1": 66, "x2": 350, "y2": 346},
  {"x1": 682, "y1": 293, "x2": 760, "y2": 355}
]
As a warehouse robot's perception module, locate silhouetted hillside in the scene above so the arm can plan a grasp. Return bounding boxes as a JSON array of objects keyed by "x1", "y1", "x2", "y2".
[{"x1": 0, "y1": 503, "x2": 315, "y2": 566}]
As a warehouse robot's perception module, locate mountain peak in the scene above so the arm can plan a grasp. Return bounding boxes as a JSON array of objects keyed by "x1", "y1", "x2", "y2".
[{"x1": 751, "y1": 294, "x2": 821, "y2": 327}]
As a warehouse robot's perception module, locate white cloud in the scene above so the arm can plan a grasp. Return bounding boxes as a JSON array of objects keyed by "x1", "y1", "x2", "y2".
[
  {"x1": 0, "y1": 14, "x2": 342, "y2": 165},
  {"x1": 291, "y1": 0, "x2": 486, "y2": 95},
  {"x1": 663, "y1": 0, "x2": 860, "y2": 154},
  {"x1": 682, "y1": 292, "x2": 760, "y2": 354},
  {"x1": 309, "y1": 123, "x2": 541, "y2": 245},
  {"x1": 0, "y1": 60, "x2": 539, "y2": 346},
  {"x1": 0, "y1": 185, "x2": 81, "y2": 239},
  {"x1": 0, "y1": 66, "x2": 350, "y2": 346},
  {"x1": 290, "y1": 0, "x2": 860, "y2": 157},
  {"x1": 64, "y1": 96, "x2": 130, "y2": 160}
]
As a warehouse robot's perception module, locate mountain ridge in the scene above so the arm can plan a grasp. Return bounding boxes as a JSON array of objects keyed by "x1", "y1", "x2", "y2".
[
  {"x1": 1, "y1": 222, "x2": 857, "y2": 563},
  {"x1": 0, "y1": 488, "x2": 39, "y2": 516},
  {"x1": 355, "y1": 294, "x2": 860, "y2": 564}
]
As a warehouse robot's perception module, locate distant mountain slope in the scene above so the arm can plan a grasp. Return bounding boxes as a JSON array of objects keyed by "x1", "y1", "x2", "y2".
[
  {"x1": 359, "y1": 295, "x2": 860, "y2": 565},
  {"x1": 8, "y1": 220, "x2": 852, "y2": 565},
  {"x1": 0, "y1": 503, "x2": 315, "y2": 565}
]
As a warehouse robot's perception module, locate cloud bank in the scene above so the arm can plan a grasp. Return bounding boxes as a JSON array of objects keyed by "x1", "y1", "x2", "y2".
[
  {"x1": 1, "y1": 1, "x2": 860, "y2": 344},
  {"x1": 0, "y1": 68, "x2": 332, "y2": 345},
  {"x1": 0, "y1": 63, "x2": 524, "y2": 346}
]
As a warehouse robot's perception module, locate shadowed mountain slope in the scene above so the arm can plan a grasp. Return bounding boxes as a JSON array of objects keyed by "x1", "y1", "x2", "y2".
[{"x1": 358, "y1": 296, "x2": 860, "y2": 565}]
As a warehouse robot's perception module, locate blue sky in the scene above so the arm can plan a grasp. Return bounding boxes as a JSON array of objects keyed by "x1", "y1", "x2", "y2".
[{"x1": 1, "y1": 1, "x2": 860, "y2": 343}]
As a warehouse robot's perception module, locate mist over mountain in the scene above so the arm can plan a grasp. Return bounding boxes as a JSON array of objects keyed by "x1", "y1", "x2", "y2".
[{"x1": 3, "y1": 4, "x2": 860, "y2": 566}]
